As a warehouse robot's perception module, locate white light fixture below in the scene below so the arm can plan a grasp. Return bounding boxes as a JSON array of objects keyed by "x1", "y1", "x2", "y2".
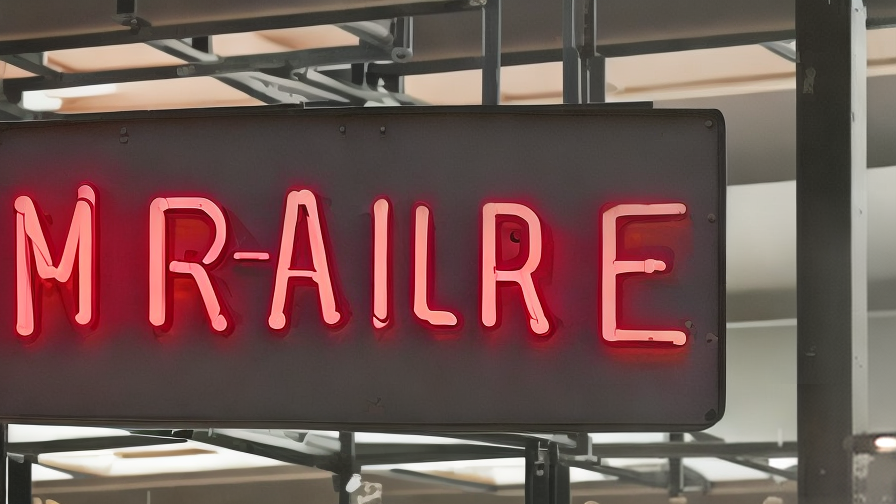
[
  {"x1": 22, "y1": 92, "x2": 63, "y2": 112},
  {"x1": 874, "y1": 435, "x2": 896, "y2": 452},
  {"x1": 31, "y1": 464, "x2": 75, "y2": 482},
  {"x1": 43, "y1": 84, "x2": 118, "y2": 99},
  {"x1": 22, "y1": 84, "x2": 118, "y2": 112},
  {"x1": 8, "y1": 424, "x2": 130, "y2": 443},
  {"x1": 38, "y1": 440, "x2": 287, "y2": 477},
  {"x1": 768, "y1": 457, "x2": 798, "y2": 470}
]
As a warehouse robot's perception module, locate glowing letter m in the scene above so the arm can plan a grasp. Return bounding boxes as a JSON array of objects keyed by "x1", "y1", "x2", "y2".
[{"x1": 15, "y1": 185, "x2": 97, "y2": 337}]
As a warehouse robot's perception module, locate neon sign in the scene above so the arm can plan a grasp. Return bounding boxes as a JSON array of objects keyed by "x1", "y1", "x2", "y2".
[
  {"x1": 16, "y1": 187, "x2": 693, "y2": 346},
  {"x1": 0, "y1": 108, "x2": 724, "y2": 430}
]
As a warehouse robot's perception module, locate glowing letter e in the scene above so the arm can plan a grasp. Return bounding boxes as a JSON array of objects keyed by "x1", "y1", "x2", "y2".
[
  {"x1": 600, "y1": 203, "x2": 688, "y2": 346},
  {"x1": 269, "y1": 190, "x2": 343, "y2": 330},
  {"x1": 15, "y1": 185, "x2": 97, "y2": 338},
  {"x1": 149, "y1": 197, "x2": 229, "y2": 333},
  {"x1": 481, "y1": 203, "x2": 551, "y2": 336}
]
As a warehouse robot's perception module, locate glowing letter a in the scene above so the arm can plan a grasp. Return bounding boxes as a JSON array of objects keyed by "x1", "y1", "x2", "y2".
[
  {"x1": 15, "y1": 185, "x2": 97, "y2": 337},
  {"x1": 268, "y1": 190, "x2": 344, "y2": 330}
]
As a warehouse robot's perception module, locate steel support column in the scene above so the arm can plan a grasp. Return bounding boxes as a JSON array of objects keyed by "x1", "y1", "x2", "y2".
[
  {"x1": 383, "y1": 16, "x2": 413, "y2": 93},
  {"x1": 525, "y1": 440, "x2": 549, "y2": 504},
  {"x1": 336, "y1": 432, "x2": 358, "y2": 504},
  {"x1": 1, "y1": 424, "x2": 6, "y2": 504},
  {"x1": 563, "y1": 0, "x2": 603, "y2": 104},
  {"x1": 548, "y1": 442, "x2": 570, "y2": 504},
  {"x1": 7, "y1": 455, "x2": 31, "y2": 504},
  {"x1": 481, "y1": 0, "x2": 501, "y2": 105},
  {"x1": 561, "y1": 0, "x2": 581, "y2": 103},
  {"x1": 795, "y1": 0, "x2": 868, "y2": 503},
  {"x1": 668, "y1": 432, "x2": 684, "y2": 498},
  {"x1": 581, "y1": 0, "x2": 605, "y2": 103}
]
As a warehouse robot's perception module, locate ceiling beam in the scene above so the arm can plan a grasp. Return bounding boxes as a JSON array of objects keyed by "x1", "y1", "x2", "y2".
[{"x1": 0, "y1": 0, "x2": 480, "y2": 55}]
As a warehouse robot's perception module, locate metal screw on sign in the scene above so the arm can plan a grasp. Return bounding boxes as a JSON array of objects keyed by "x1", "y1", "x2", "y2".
[
  {"x1": 704, "y1": 119, "x2": 714, "y2": 128},
  {"x1": 119, "y1": 127, "x2": 129, "y2": 144},
  {"x1": 707, "y1": 213, "x2": 717, "y2": 223}
]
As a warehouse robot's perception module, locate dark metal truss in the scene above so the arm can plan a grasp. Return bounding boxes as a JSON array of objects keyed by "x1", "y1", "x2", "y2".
[
  {"x1": 6, "y1": 430, "x2": 797, "y2": 480},
  {"x1": 0, "y1": 2, "x2": 457, "y2": 112},
  {"x1": 0, "y1": 1, "x2": 480, "y2": 55},
  {"x1": 2, "y1": 0, "x2": 891, "y2": 116},
  {"x1": 0, "y1": 427, "x2": 806, "y2": 504},
  {"x1": 1, "y1": 45, "x2": 396, "y2": 101}
]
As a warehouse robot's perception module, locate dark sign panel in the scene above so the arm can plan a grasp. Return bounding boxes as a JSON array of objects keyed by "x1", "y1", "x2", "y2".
[{"x1": 0, "y1": 106, "x2": 725, "y2": 430}]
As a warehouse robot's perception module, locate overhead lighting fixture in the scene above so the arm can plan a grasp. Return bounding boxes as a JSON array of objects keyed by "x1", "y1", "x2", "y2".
[
  {"x1": 115, "y1": 448, "x2": 217, "y2": 458},
  {"x1": 21, "y1": 91, "x2": 63, "y2": 112},
  {"x1": 43, "y1": 84, "x2": 118, "y2": 99},
  {"x1": 874, "y1": 435, "x2": 896, "y2": 452},
  {"x1": 21, "y1": 84, "x2": 118, "y2": 112}
]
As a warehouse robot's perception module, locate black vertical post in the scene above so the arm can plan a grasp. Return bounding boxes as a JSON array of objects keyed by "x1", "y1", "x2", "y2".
[
  {"x1": 579, "y1": 0, "x2": 605, "y2": 104},
  {"x1": 524, "y1": 439, "x2": 549, "y2": 504},
  {"x1": 337, "y1": 431, "x2": 357, "y2": 504},
  {"x1": 481, "y1": 0, "x2": 501, "y2": 105},
  {"x1": 587, "y1": 55, "x2": 606, "y2": 103},
  {"x1": 383, "y1": 16, "x2": 413, "y2": 93},
  {"x1": 796, "y1": 0, "x2": 868, "y2": 503},
  {"x1": 190, "y1": 36, "x2": 212, "y2": 54},
  {"x1": 116, "y1": 0, "x2": 136, "y2": 16},
  {"x1": 1, "y1": 424, "x2": 6, "y2": 504},
  {"x1": 8, "y1": 456, "x2": 31, "y2": 504},
  {"x1": 585, "y1": 0, "x2": 606, "y2": 104},
  {"x1": 578, "y1": 0, "x2": 591, "y2": 103},
  {"x1": 668, "y1": 433, "x2": 684, "y2": 498},
  {"x1": 548, "y1": 442, "x2": 570, "y2": 504},
  {"x1": 351, "y1": 63, "x2": 367, "y2": 86},
  {"x1": 561, "y1": 0, "x2": 581, "y2": 104}
]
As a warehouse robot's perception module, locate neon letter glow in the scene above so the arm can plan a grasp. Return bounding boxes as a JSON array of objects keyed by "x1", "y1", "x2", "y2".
[
  {"x1": 149, "y1": 197, "x2": 229, "y2": 332},
  {"x1": 412, "y1": 204, "x2": 460, "y2": 329},
  {"x1": 268, "y1": 189, "x2": 344, "y2": 330},
  {"x1": 481, "y1": 203, "x2": 551, "y2": 336},
  {"x1": 15, "y1": 185, "x2": 97, "y2": 337},
  {"x1": 372, "y1": 198, "x2": 391, "y2": 329},
  {"x1": 600, "y1": 203, "x2": 688, "y2": 346}
]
